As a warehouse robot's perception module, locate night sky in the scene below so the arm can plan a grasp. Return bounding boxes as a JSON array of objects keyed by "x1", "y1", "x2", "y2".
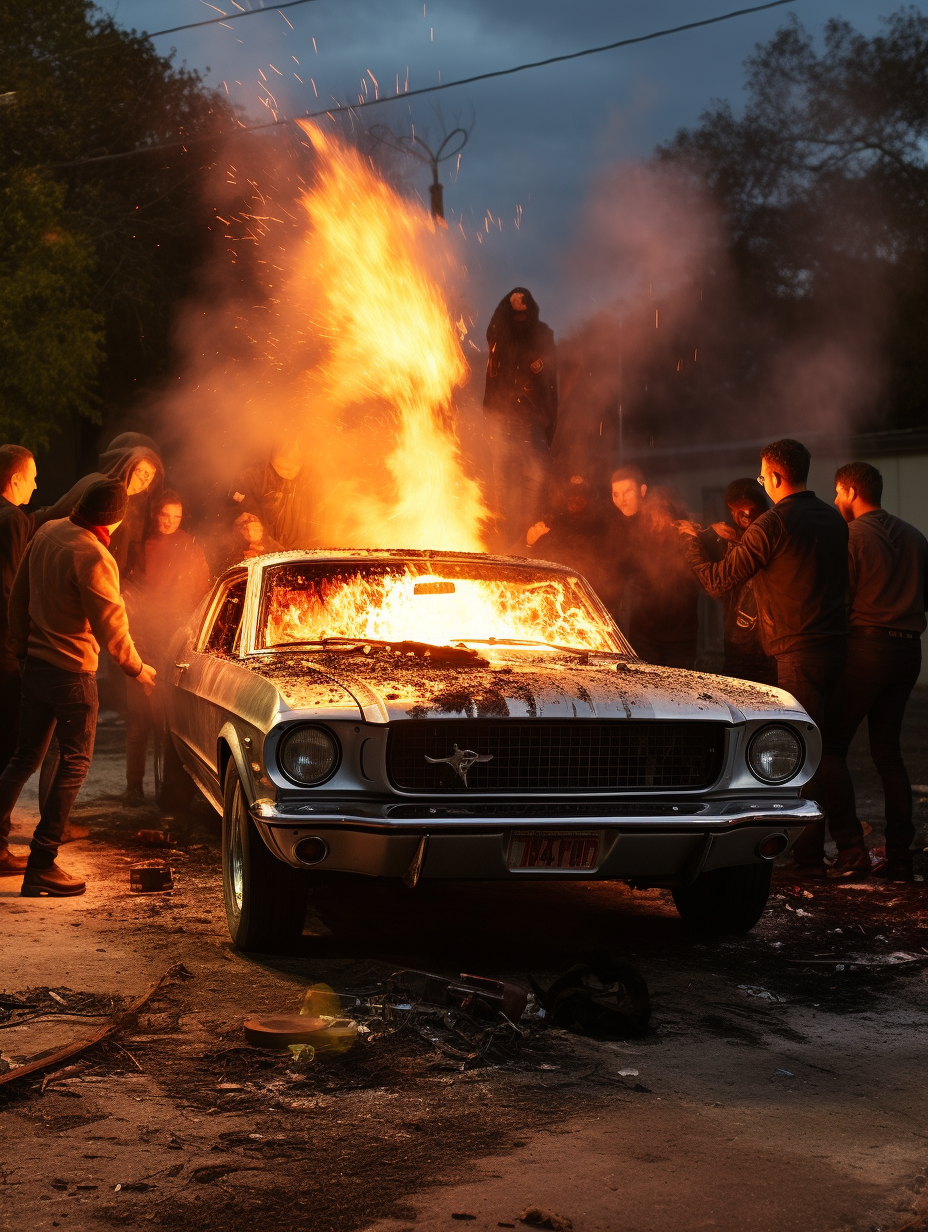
[{"x1": 106, "y1": 0, "x2": 921, "y2": 333}]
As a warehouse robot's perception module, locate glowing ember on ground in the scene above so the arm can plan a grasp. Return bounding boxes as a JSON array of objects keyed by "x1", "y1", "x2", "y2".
[
  {"x1": 293, "y1": 121, "x2": 489, "y2": 550},
  {"x1": 261, "y1": 562, "x2": 622, "y2": 653}
]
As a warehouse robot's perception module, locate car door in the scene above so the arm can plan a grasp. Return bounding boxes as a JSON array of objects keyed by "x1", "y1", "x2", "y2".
[{"x1": 170, "y1": 570, "x2": 248, "y2": 799}]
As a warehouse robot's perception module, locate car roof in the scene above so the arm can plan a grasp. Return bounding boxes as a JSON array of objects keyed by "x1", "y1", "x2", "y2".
[{"x1": 223, "y1": 548, "x2": 582, "y2": 580}]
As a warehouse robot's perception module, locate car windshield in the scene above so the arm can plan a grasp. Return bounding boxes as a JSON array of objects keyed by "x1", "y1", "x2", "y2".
[{"x1": 257, "y1": 558, "x2": 627, "y2": 654}]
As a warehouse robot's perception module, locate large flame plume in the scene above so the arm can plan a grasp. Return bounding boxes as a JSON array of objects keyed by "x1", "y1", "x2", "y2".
[{"x1": 292, "y1": 121, "x2": 489, "y2": 550}]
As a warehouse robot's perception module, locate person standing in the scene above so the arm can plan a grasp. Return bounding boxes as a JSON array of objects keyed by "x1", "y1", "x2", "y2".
[
  {"x1": 122, "y1": 490, "x2": 209, "y2": 805},
  {"x1": 610, "y1": 467, "x2": 699, "y2": 669},
  {"x1": 231, "y1": 442, "x2": 313, "y2": 550},
  {"x1": 696, "y1": 478, "x2": 776, "y2": 685},
  {"x1": 0, "y1": 480, "x2": 155, "y2": 891},
  {"x1": 678, "y1": 439, "x2": 849, "y2": 878},
  {"x1": 819, "y1": 463, "x2": 928, "y2": 882},
  {"x1": 483, "y1": 287, "x2": 558, "y2": 548},
  {"x1": 0, "y1": 446, "x2": 37, "y2": 776}
]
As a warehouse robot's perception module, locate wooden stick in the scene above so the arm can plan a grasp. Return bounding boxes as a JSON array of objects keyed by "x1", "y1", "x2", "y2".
[{"x1": 0, "y1": 964, "x2": 182, "y2": 1089}]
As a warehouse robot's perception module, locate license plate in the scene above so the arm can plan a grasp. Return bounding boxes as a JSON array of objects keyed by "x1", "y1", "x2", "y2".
[{"x1": 508, "y1": 831, "x2": 602, "y2": 871}]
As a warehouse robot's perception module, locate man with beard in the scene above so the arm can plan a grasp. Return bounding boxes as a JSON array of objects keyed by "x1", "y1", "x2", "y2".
[
  {"x1": 0, "y1": 446, "x2": 37, "y2": 777},
  {"x1": 231, "y1": 442, "x2": 314, "y2": 550},
  {"x1": 609, "y1": 467, "x2": 699, "y2": 668},
  {"x1": 697, "y1": 478, "x2": 776, "y2": 685},
  {"x1": 483, "y1": 287, "x2": 558, "y2": 548}
]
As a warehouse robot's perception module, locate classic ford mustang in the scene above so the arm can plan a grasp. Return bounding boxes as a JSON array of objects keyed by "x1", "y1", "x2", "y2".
[{"x1": 160, "y1": 549, "x2": 822, "y2": 951}]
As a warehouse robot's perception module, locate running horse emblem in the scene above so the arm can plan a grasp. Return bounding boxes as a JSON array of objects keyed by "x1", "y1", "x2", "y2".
[{"x1": 424, "y1": 744, "x2": 494, "y2": 787}]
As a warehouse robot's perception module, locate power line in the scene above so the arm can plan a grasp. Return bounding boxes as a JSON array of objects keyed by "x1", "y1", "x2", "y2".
[
  {"x1": 143, "y1": 0, "x2": 325, "y2": 39},
  {"x1": 49, "y1": 0, "x2": 799, "y2": 169}
]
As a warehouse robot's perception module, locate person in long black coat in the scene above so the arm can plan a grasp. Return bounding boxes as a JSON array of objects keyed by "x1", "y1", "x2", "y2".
[{"x1": 483, "y1": 287, "x2": 558, "y2": 549}]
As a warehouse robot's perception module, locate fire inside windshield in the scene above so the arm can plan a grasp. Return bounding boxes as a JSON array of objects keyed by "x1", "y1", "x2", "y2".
[{"x1": 258, "y1": 560, "x2": 625, "y2": 654}]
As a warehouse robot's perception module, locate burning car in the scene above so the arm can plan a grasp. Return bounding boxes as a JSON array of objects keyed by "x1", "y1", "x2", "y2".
[{"x1": 161, "y1": 549, "x2": 822, "y2": 951}]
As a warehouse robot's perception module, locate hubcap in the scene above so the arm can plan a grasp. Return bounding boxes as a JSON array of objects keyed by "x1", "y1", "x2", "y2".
[{"x1": 229, "y1": 785, "x2": 244, "y2": 917}]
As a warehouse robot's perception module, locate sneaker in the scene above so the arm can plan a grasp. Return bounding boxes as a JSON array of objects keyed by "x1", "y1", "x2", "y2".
[
  {"x1": 0, "y1": 847, "x2": 28, "y2": 874},
  {"x1": 829, "y1": 846, "x2": 871, "y2": 881},
  {"x1": 871, "y1": 855, "x2": 915, "y2": 883},
  {"x1": 21, "y1": 862, "x2": 86, "y2": 897}
]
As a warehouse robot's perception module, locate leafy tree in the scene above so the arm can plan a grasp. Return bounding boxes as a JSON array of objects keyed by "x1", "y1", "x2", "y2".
[
  {"x1": 0, "y1": 172, "x2": 103, "y2": 447},
  {"x1": 657, "y1": 8, "x2": 928, "y2": 432},
  {"x1": 0, "y1": 0, "x2": 237, "y2": 446}
]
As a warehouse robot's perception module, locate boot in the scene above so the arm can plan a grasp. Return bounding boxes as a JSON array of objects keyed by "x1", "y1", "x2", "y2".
[
  {"x1": 0, "y1": 847, "x2": 28, "y2": 874},
  {"x1": 21, "y1": 862, "x2": 86, "y2": 897},
  {"x1": 829, "y1": 845, "x2": 871, "y2": 881},
  {"x1": 59, "y1": 823, "x2": 90, "y2": 843},
  {"x1": 872, "y1": 853, "x2": 915, "y2": 883}
]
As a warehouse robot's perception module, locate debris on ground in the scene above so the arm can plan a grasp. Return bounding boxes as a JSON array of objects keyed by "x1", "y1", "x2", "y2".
[
  {"x1": 529, "y1": 956, "x2": 651, "y2": 1037},
  {"x1": 519, "y1": 1206, "x2": 574, "y2": 1230}
]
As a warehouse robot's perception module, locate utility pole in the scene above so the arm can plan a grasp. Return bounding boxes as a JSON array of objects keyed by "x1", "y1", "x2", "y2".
[{"x1": 368, "y1": 124, "x2": 469, "y2": 220}]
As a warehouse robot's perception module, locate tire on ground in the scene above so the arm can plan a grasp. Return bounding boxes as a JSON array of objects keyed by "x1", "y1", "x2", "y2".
[
  {"x1": 671, "y1": 861, "x2": 773, "y2": 935},
  {"x1": 222, "y1": 763, "x2": 308, "y2": 952}
]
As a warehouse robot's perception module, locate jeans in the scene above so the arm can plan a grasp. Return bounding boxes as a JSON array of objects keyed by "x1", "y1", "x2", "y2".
[
  {"x1": 0, "y1": 658, "x2": 98, "y2": 868},
  {"x1": 820, "y1": 632, "x2": 921, "y2": 857},
  {"x1": 125, "y1": 674, "x2": 153, "y2": 793},
  {"x1": 776, "y1": 640, "x2": 848, "y2": 865},
  {"x1": 0, "y1": 665, "x2": 21, "y2": 776}
]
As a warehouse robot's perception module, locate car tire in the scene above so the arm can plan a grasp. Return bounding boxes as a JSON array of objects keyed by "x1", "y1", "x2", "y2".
[
  {"x1": 154, "y1": 725, "x2": 196, "y2": 811},
  {"x1": 671, "y1": 862, "x2": 773, "y2": 935},
  {"x1": 222, "y1": 765, "x2": 308, "y2": 952}
]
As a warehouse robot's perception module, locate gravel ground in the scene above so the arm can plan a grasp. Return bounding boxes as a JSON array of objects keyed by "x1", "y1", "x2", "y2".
[{"x1": 1, "y1": 693, "x2": 927, "y2": 1232}]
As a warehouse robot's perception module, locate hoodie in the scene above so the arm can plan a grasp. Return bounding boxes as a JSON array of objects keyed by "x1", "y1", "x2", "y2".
[{"x1": 483, "y1": 287, "x2": 558, "y2": 447}]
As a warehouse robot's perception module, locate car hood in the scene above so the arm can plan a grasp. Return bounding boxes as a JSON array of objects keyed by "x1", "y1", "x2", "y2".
[{"x1": 246, "y1": 652, "x2": 805, "y2": 724}]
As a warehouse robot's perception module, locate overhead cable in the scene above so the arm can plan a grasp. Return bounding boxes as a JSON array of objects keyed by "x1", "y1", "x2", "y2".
[{"x1": 48, "y1": 0, "x2": 799, "y2": 169}]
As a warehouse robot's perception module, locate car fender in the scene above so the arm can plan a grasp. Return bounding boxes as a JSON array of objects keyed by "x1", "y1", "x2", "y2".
[{"x1": 217, "y1": 722, "x2": 257, "y2": 805}]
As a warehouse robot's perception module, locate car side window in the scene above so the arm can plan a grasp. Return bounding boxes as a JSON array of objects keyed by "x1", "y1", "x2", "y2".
[{"x1": 205, "y1": 575, "x2": 248, "y2": 656}]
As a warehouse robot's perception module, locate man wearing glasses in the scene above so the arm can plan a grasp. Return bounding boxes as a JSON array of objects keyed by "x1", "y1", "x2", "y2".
[{"x1": 678, "y1": 438, "x2": 849, "y2": 879}]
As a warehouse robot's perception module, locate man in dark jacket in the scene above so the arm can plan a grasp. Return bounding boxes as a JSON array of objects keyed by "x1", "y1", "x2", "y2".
[
  {"x1": 483, "y1": 287, "x2": 558, "y2": 548},
  {"x1": 679, "y1": 439, "x2": 849, "y2": 876},
  {"x1": 611, "y1": 468, "x2": 699, "y2": 668},
  {"x1": 231, "y1": 442, "x2": 313, "y2": 550},
  {"x1": 820, "y1": 462, "x2": 928, "y2": 882},
  {"x1": 0, "y1": 446, "x2": 37, "y2": 774},
  {"x1": 697, "y1": 478, "x2": 776, "y2": 685}
]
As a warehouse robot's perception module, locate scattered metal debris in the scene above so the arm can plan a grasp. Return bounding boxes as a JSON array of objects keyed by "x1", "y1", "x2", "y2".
[
  {"x1": 130, "y1": 861, "x2": 174, "y2": 893},
  {"x1": 529, "y1": 957, "x2": 651, "y2": 1038}
]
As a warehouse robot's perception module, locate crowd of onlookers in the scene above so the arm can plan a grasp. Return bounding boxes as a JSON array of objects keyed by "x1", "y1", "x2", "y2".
[
  {"x1": 0, "y1": 432, "x2": 309, "y2": 895},
  {"x1": 0, "y1": 283, "x2": 925, "y2": 895}
]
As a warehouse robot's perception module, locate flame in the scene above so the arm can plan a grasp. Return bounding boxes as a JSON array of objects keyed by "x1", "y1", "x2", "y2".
[
  {"x1": 293, "y1": 121, "x2": 488, "y2": 550},
  {"x1": 263, "y1": 566, "x2": 619, "y2": 653}
]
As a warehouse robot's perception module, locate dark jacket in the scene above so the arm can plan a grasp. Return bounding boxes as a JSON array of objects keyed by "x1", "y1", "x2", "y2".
[
  {"x1": 232, "y1": 464, "x2": 313, "y2": 551},
  {"x1": 483, "y1": 287, "x2": 558, "y2": 447},
  {"x1": 847, "y1": 510, "x2": 928, "y2": 632},
  {"x1": 529, "y1": 501, "x2": 611, "y2": 603},
  {"x1": 682, "y1": 490, "x2": 849, "y2": 656},
  {"x1": 36, "y1": 445, "x2": 164, "y2": 577},
  {"x1": 697, "y1": 527, "x2": 767, "y2": 659},
  {"x1": 0, "y1": 496, "x2": 35, "y2": 672}
]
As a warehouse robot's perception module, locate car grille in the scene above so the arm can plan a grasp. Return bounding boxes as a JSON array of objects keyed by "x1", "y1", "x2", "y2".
[{"x1": 386, "y1": 720, "x2": 725, "y2": 793}]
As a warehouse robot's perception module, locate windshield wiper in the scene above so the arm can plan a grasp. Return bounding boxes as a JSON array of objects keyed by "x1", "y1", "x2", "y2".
[
  {"x1": 450, "y1": 637, "x2": 619, "y2": 660},
  {"x1": 271, "y1": 636, "x2": 486, "y2": 663}
]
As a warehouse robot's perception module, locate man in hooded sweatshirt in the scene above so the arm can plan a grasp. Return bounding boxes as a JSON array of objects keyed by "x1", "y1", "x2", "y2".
[
  {"x1": 483, "y1": 287, "x2": 558, "y2": 548},
  {"x1": 0, "y1": 480, "x2": 156, "y2": 893}
]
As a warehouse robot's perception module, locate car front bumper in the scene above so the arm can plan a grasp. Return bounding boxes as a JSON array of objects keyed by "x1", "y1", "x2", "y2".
[{"x1": 250, "y1": 796, "x2": 822, "y2": 884}]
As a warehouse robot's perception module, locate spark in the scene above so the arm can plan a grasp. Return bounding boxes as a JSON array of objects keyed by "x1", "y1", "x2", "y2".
[
  {"x1": 292, "y1": 55, "x2": 300, "y2": 63},
  {"x1": 312, "y1": 36, "x2": 317, "y2": 52},
  {"x1": 278, "y1": 9, "x2": 295, "y2": 28},
  {"x1": 366, "y1": 69, "x2": 379, "y2": 99},
  {"x1": 295, "y1": 72, "x2": 303, "y2": 82},
  {"x1": 269, "y1": 63, "x2": 283, "y2": 75},
  {"x1": 199, "y1": 1, "x2": 227, "y2": 13},
  {"x1": 222, "y1": 80, "x2": 229, "y2": 92},
  {"x1": 258, "y1": 68, "x2": 267, "y2": 81},
  {"x1": 311, "y1": 78, "x2": 318, "y2": 96},
  {"x1": 655, "y1": 309, "x2": 659, "y2": 328}
]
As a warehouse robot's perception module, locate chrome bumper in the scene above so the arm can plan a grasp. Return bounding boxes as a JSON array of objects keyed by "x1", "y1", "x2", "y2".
[{"x1": 250, "y1": 796, "x2": 821, "y2": 883}]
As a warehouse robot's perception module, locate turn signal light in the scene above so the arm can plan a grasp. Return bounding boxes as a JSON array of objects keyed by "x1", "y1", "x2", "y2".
[
  {"x1": 294, "y1": 836, "x2": 329, "y2": 866},
  {"x1": 756, "y1": 833, "x2": 790, "y2": 860}
]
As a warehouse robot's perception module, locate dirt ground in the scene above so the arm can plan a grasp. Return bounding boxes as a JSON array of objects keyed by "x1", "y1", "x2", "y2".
[{"x1": 2, "y1": 695, "x2": 928, "y2": 1232}]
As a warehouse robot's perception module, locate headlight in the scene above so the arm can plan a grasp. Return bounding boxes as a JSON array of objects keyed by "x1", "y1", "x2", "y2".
[
  {"x1": 747, "y1": 724, "x2": 804, "y2": 783},
  {"x1": 278, "y1": 725, "x2": 340, "y2": 785}
]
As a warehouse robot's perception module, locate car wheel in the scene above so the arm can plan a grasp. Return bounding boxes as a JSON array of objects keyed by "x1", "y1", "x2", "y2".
[
  {"x1": 671, "y1": 862, "x2": 773, "y2": 935},
  {"x1": 154, "y1": 725, "x2": 196, "y2": 811},
  {"x1": 222, "y1": 765, "x2": 308, "y2": 952}
]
